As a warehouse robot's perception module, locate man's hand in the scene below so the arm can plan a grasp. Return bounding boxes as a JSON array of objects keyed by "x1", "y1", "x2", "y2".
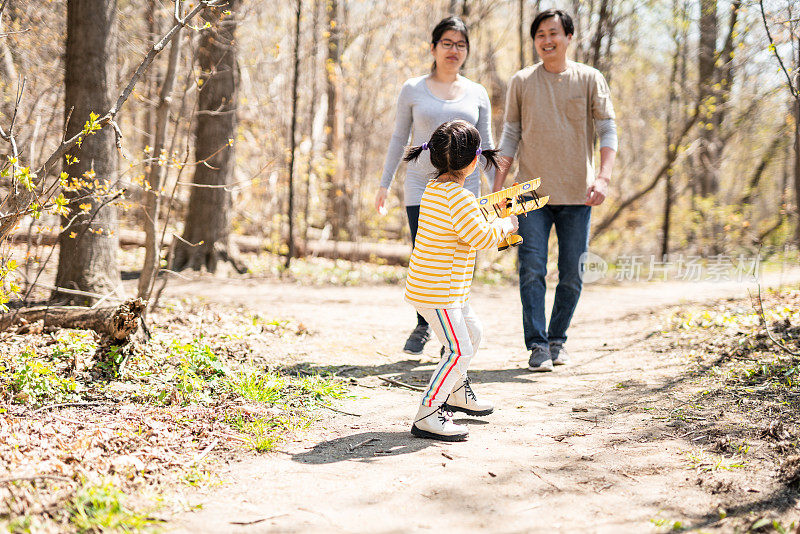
[{"x1": 584, "y1": 175, "x2": 610, "y2": 206}]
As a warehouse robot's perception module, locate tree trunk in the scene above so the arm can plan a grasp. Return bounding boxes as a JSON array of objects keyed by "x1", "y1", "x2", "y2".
[
  {"x1": 740, "y1": 132, "x2": 786, "y2": 207},
  {"x1": 142, "y1": 0, "x2": 159, "y2": 152},
  {"x1": 531, "y1": 0, "x2": 541, "y2": 64},
  {"x1": 518, "y1": 0, "x2": 525, "y2": 70},
  {"x1": 0, "y1": 4, "x2": 16, "y2": 82},
  {"x1": 286, "y1": 0, "x2": 302, "y2": 267},
  {"x1": 795, "y1": 40, "x2": 800, "y2": 247},
  {"x1": 172, "y1": 1, "x2": 239, "y2": 272},
  {"x1": 697, "y1": 0, "x2": 718, "y2": 197},
  {"x1": 589, "y1": 0, "x2": 611, "y2": 71},
  {"x1": 795, "y1": 89, "x2": 800, "y2": 247},
  {"x1": 138, "y1": 23, "x2": 184, "y2": 298},
  {"x1": 303, "y1": 0, "x2": 321, "y2": 243},
  {"x1": 54, "y1": 0, "x2": 120, "y2": 305},
  {"x1": 661, "y1": 0, "x2": 683, "y2": 258},
  {"x1": 324, "y1": 0, "x2": 346, "y2": 240}
]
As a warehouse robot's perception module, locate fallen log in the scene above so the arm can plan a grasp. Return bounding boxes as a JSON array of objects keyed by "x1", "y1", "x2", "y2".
[
  {"x1": 0, "y1": 298, "x2": 146, "y2": 341},
  {"x1": 8, "y1": 228, "x2": 412, "y2": 265}
]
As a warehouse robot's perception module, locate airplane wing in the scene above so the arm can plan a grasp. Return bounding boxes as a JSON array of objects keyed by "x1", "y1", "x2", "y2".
[{"x1": 476, "y1": 179, "x2": 548, "y2": 221}]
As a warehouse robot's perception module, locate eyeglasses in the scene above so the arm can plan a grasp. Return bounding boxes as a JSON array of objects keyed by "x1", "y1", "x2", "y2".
[{"x1": 437, "y1": 39, "x2": 468, "y2": 51}]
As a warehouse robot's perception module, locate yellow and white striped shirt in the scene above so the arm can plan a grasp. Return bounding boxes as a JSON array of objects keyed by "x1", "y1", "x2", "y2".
[{"x1": 405, "y1": 180, "x2": 514, "y2": 309}]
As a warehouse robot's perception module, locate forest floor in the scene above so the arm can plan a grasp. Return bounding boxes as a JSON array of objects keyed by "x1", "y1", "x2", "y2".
[
  {"x1": 3, "y1": 257, "x2": 800, "y2": 533},
  {"x1": 166, "y1": 267, "x2": 800, "y2": 534}
]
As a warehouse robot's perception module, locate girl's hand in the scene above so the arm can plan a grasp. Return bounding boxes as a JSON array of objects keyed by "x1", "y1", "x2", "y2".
[
  {"x1": 375, "y1": 187, "x2": 389, "y2": 214},
  {"x1": 508, "y1": 214, "x2": 519, "y2": 233}
]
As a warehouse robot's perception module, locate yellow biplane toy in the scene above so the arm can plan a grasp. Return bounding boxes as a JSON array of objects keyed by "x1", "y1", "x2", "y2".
[{"x1": 477, "y1": 178, "x2": 549, "y2": 251}]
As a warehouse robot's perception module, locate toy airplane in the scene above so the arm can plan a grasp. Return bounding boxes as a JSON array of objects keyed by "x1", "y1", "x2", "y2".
[{"x1": 477, "y1": 179, "x2": 549, "y2": 251}]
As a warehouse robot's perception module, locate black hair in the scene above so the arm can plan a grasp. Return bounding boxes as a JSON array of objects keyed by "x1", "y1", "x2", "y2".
[
  {"x1": 530, "y1": 9, "x2": 574, "y2": 39},
  {"x1": 430, "y1": 16, "x2": 470, "y2": 72},
  {"x1": 403, "y1": 120, "x2": 500, "y2": 181}
]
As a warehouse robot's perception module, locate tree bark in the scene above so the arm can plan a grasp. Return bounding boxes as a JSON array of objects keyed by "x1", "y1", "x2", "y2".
[
  {"x1": 661, "y1": 0, "x2": 684, "y2": 258},
  {"x1": 54, "y1": 0, "x2": 120, "y2": 305},
  {"x1": 0, "y1": 3, "x2": 16, "y2": 82},
  {"x1": 0, "y1": 298, "x2": 145, "y2": 342},
  {"x1": 740, "y1": 132, "x2": 786, "y2": 207},
  {"x1": 172, "y1": 1, "x2": 239, "y2": 272},
  {"x1": 303, "y1": 0, "x2": 321, "y2": 243},
  {"x1": 324, "y1": 0, "x2": 346, "y2": 239},
  {"x1": 697, "y1": 0, "x2": 718, "y2": 197},
  {"x1": 795, "y1": 40, "x2": 800, "y2": 246},
  {"x1": 286, "y1": 0, "x2": 302, "y2": 267},
  {"x1": 589, "y1": 0, "x2": 611, "y2": 71},
  {"x1": 518, "y1": 0, "x2": 525, "y2": 70}
]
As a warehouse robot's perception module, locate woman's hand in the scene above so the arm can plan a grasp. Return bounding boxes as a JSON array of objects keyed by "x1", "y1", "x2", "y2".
[{"x1": 375, "y1": 187, "x2": 389, "y2": 214}]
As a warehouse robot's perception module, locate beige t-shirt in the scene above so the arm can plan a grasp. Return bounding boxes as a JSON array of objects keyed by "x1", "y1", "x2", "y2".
[{"x1": 503, "y1": 61, "x2": 615, "y2": 205}]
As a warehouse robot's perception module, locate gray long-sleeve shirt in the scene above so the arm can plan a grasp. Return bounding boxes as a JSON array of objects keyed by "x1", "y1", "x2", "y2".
[{"x1": 380, "y1": 75, "x2": 495, "y2": 206}]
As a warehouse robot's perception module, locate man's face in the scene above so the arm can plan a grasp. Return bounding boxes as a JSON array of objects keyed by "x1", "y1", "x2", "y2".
[{"x1": 533, "y1": 16, "x2": 572, "y2": 62}]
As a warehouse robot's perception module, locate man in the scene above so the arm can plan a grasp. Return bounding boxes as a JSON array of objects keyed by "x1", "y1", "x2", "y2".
[{"x1": 494, "y1": 9, "x2": 618, "y2": 372}]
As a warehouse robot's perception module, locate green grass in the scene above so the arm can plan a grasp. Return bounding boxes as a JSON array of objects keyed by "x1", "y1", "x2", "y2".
[
  {"x1": 686, "y1": 450, "x2": 745, "y2": 472},
  {"x1": 6, "y1": 350, "x2": 80, "y2": 405},
  {"x1": 649, "y1": 516, "x2": 685, "y2": 531},
  {"x1": 224, "y1": 371, "x2": 344, "y2": 452},
  {"x1": 292, "y1": 373, "x2": 347, "y2": 403},
  {"x1": 226, "y1": 371, "x2": 287, "y2": 403},
  {"x1": 69, "y1": 481, "x2": 155, "y2": 533},
  {"x1": 226, "y1": 413, "x2": 306, "y2": 453}
]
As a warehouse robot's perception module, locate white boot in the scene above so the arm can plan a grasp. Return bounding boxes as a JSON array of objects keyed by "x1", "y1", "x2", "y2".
[
  {"x1": 443, "y1": 376, "x2": 494, "y2": 416},
  {"x1": 411, "y1": 404, "x2": 468, "y2": 441}
]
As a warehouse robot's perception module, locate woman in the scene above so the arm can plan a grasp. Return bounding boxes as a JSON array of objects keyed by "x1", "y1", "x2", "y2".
[{"x1": 375, "y1": 16, "x2": 495, "y2": 355}]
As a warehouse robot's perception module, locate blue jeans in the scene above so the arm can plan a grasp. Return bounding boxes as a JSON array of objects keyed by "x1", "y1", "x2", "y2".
[
  {"x1": 406, "y1": 206, "x2": 427, "y2": 328},
  {"x1": 517, "y1": 205, "x2": 591, "y2": 351}
]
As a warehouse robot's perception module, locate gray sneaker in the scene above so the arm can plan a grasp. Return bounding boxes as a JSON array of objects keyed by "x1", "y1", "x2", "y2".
[
  {"x1": 403, "y1": 324, "x2": 430, "y2": 355},
  {"x1": 549, "y1": 341, "x2": 570, "y2": 366},
  {"x1": 528, "y1": 345, "x2": 554, "y2": 372}
]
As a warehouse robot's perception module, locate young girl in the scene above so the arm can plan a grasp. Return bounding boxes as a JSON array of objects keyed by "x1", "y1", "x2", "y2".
[
  {"x1": 404, "y1": 120, "x2": 518, "y2": 442},
  {"x1": 376, "y1": 16, "x2": 496, "y2": 356}
]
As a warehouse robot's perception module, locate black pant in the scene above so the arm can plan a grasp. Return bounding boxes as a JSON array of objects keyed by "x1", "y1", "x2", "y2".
[{"x1": 406, "y1": 205, "x2": 428, "y2": 328}]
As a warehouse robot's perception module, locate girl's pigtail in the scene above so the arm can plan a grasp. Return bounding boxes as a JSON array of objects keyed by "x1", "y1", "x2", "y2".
[
  {"x1": 480, "y1": 148, "x2": 502, "y2": 171},
  {"x1": 403, "y1": 145, "x2": 426, "y2": 163}
]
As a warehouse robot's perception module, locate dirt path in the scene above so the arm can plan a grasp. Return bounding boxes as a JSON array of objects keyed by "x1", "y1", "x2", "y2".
[{"x1": 167, "y1": 270, "x2": 800, "y2": 533}]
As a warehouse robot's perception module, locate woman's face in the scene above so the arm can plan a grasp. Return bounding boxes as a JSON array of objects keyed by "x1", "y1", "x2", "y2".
[{"x1": 431, "y1": 29, "x2": 468, "y2": 72}]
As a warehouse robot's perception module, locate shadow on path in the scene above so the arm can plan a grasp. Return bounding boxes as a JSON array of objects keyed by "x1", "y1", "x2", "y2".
[{"x1": 292, "y1": 431, "x2": 433, "y2": 464}]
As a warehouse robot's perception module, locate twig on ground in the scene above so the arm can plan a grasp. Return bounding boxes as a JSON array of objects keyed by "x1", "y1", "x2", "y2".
[
  {"x1": 50, "y1": 414, "x2": 95, "y2": 426},
  {"x1": 209, "y1": 430, "x2": 249, "y2": 444},
  {"x1": 0, "y1": 475, "x2": 73, "y2": 485},
  {"x1": 320, "y1": 404, "x2": 361, "y2": 417},
  {"x1": 573, "y1": 416, "x2": 600, "y2": 425},
  {"x1": 377, "y1": 375, "x2": 424, "y2": 392},
  {"x1": 750, "y1": 285, "x2": 800, "y2": 357},
  {"x1": 184, "y1": 438, "x2": 218, "y2": 467},
  {"x1": 531, "y1": 469, "x2": 562, "y2": 491},
  {"x1": 348, "y1": 437, "x2": 379, "y2": 452},
  {"x1": 620, "y1": 471, "x2": 641, "y2": 483},
  {"x1": 29, "y1": 401, "x2": 104, "y2": 414},
  {"x1": 230, "y1": 514, "x2": 287, "y2": 526}
]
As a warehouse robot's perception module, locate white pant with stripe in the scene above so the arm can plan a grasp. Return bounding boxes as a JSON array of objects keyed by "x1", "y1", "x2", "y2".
[{"x1": 414, "y1": 304, "x2": 482, "y2": 407}]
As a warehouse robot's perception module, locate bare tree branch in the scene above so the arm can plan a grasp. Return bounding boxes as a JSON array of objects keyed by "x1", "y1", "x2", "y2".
[
  {"x1": 592, "y1": 106, "x2": 700, "y2": 240},
  {"x1": 0, "y1": 0, "x2": 228, "y2": 244},
  {"x1": 759, "y1": 0, "x2": 799, "y2": 99}
]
